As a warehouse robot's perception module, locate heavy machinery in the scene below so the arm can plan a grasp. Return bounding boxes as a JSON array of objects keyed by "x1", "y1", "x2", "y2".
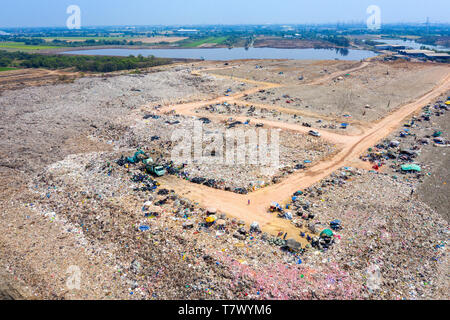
[
  {"x1": 146, "y1": 164, "x2": 166, "y2": 177},
  {"x1": 144, "y1": 158, "x2": 166, "y2": 177}
]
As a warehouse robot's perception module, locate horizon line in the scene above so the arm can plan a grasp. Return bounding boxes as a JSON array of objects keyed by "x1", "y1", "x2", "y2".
[{"x1": 2, "y1": 22, "x2": 450, "y2": 30}]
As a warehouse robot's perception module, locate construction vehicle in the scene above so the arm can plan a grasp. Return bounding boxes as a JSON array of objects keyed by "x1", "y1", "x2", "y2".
[
  {"x1": 143, "y1": 157, "x2": 166, "y2": 177},
  {"x1": 146, "y1": 164, "x2": 166, "y2": 177}
]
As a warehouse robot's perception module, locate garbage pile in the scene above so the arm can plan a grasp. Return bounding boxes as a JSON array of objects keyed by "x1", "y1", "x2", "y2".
[
  {"x1": 360, "y1": 101, "x2": 448, "y2": 179},
  {"x1": 99, "y1": 111, "x2": 336, "y2": 195},
  {"x1": 165, "y1": 126, "x2": 335, "y2": 194},
  {"x1": 199, "y1": 103, "x2": 353, "y2": 133},
  {"x1": 25, "y1": 150, "x2": 368, "y2": 299}
]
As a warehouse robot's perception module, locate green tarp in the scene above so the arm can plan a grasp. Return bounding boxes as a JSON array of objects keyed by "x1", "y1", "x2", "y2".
[
  {"x1": 401, "y1": 164, "x2": 421, "y2": 172},
  {"x1": 320, "y1": 229, "x2": 334, "y2": 238}
]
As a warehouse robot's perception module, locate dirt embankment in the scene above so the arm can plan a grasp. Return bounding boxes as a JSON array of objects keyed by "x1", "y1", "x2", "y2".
[
  {"x1": 0, "y1": 69, "x2": 79, "y2": 91},
  {"x1": 416, "y1": 103, "x2": 450, "y2": 222}
]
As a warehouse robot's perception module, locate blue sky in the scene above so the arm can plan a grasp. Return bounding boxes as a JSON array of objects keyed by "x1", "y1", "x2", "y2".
[{"x1": 1, "y1": 0, "x2": 449, "y2": 28}]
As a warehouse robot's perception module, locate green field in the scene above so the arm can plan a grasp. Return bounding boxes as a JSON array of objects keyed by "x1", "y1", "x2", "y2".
[
  {"x1": 181, "y1": 37, "x2": 229, "y2": 48},
  {"x1": 42, "y1": 36, "x2": 130, "y2": 42},
  {"x1": 0, "y1": 67, "x2": 17, "y2": 72},
  {"x1": 0, "y1": 42, "x2": 62, "y2": 51}
]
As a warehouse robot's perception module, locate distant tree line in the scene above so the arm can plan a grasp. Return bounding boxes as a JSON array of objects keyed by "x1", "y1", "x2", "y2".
[
  {"x1": 49, "y1": 38, "x2": 146, "y2": 47},
  {"x1": 0, "y1": 50, "x2": 172, "y2": 72},
  {"x1": 322, "y1": 35, "x2": 350, "y2": 47},
  {"x1": 417, "y1": 35, "x2": 450, "y2": 48},
  {"x1": 0, "y1": 36, "x2": 147, "y2": 47}
]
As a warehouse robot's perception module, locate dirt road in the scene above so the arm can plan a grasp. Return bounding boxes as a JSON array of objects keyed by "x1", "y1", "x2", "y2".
[{"x1": 154, "y1": 63, "x2": 450, "y2": 241}]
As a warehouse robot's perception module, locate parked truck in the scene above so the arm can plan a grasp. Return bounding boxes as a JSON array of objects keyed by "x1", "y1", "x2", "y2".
[
  {"x1": 142, "y1": 157, "x2": 166, "y2": 177},
  {"x1": 146, "y1": 164, "x2": 166, "y2": 177}
]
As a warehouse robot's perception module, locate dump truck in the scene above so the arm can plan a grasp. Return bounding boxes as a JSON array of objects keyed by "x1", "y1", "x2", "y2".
[
  {"x1": 147, "y1": 164, "x2": 166, "y2": 177},
  {"x1": 143, "y1": 158, "x2": 166, "y2": 177}
]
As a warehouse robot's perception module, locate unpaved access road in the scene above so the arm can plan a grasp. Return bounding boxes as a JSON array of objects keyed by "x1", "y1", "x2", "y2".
[{"x1": 152, "y1": 63, "x2": 450, "y2": 242}]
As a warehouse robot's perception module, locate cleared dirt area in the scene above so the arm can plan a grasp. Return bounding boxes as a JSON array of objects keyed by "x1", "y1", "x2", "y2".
[
  {"x1": 242, "y1": 61, "x2": 450, "y2": 122},
  {"x1": 206, "y1": 59, "x2": 362, "y2": 85},
  {"x1": 0, "y1": 69, "x2": 78, "y2": 91}
]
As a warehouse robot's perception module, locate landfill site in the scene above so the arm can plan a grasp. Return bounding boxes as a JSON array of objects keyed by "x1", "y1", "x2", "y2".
[{"x1": 0, "y1": 58, "x2": 449, "y2": 300}]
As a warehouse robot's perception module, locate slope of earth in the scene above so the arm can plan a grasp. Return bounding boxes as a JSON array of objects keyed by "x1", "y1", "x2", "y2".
[
  {"x1": 205, "y1": 60, "x2": 362, "y2": 85},
  {"x1": 243, "y1": 61, "x2": 450, "y2": 122},
  {"x1": 417, "y1": 112, "x2": 450, "y2": 222}
]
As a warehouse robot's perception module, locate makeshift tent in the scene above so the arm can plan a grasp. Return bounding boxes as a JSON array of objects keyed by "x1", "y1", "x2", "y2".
[
  {"x1": 401, "y1": 164, "x2": 421, "y2": 172},
  {"x1": 320, "y1": 229, "x2": 334, "y2": 238}
]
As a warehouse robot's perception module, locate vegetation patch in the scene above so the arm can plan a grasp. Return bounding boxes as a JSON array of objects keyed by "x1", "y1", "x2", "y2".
[
  {"x1": 181, "y1": 37, "x2": 229, "y2": 48},
  {"x1": 0, "y1": 42, "x2": 61, "y2": 51},
  {"x1": 0, "y1": 67, "x2": 16, "y2": 72},
  {"x1": 0, "y1": 50, "x2": 173, "y2": 73}
]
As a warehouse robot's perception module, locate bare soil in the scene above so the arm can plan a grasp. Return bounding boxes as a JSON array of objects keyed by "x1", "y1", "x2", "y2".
[{"x1": 243, "y1": 61, "x2": 450, "y2": 122}]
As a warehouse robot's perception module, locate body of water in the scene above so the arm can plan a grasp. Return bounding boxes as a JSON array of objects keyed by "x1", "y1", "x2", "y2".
[
  {"x1": 63, "y1": 47, "x2": 377, "y2": 61},
  {"x1": 374, "y1": 39, "x2": 450, "y2": 51}
]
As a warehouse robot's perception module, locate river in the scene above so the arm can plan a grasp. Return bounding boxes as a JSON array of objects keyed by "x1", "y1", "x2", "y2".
[{"x1": 62, "y1": 47, "x2": 377, "y2": 61}]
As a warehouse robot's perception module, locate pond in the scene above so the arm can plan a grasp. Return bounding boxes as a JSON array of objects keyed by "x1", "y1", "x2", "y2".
[{"x1": 63, "y1": 47, "x2": 377, "y2": 61}]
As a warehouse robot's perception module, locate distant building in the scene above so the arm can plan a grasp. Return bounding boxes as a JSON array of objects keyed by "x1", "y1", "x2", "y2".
[
  {"x1": 390, "y1": 45, "x2": 407, "y2": 51},
  {"x1": 395, "y1": 49, "x2": 449, "y2": 63},
  {"x1": 375, "y1": 44, "x2": 406, "y2": 51},
  {"x1": 424, "y1": 52, "x2": 450, "y2": 62},
  {"x1": 176, "y1": 29, "x2": 198, "y2": 33},
  {"x1": 398, "y1": 49, "x2": 435, "y2": 57}
]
